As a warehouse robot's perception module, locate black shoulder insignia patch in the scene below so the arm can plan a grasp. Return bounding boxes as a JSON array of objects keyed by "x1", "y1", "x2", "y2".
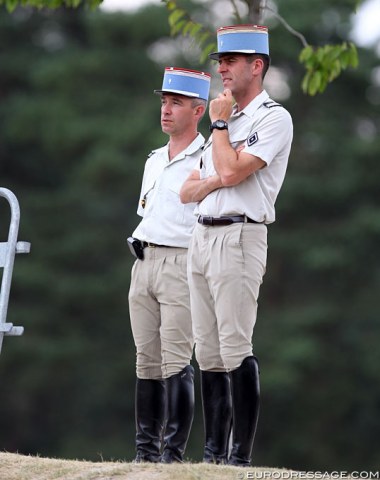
[
  {"x1": 247, "y1": 132, "x2": 258, "y2": 146},
  {"x1": 263, "y1": 101, "x2": 282, "y2": 108}
]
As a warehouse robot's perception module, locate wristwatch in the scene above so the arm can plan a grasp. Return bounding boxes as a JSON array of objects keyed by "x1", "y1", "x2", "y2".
[{"x1": 209, "y1": 119, "x2": 228, "y2": 132}]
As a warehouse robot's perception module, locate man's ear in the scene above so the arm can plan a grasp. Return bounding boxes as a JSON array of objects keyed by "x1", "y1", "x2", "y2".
[
  {"x1": 253, "y1": 57, "x2": 264, "y2": 76},
  {"x1": 195, "y1": 104, "x2": 206, "y2": 119}
]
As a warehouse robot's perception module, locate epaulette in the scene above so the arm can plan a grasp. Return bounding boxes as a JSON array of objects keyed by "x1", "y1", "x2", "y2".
[
  {"x1": 263, "y1": 100, "x2": 283, "y2": 109},
  {"x1": 147, "y1": 151, "x2": 154, "y2": 158}
]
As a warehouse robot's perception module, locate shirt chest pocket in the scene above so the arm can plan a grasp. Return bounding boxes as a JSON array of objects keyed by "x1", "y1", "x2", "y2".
[
  {"x1": 164, "y1": 178, "x2": 195, "y2": 226},
  {"x1": 166, "y1": 178, "x2": 182, "y2": 196},
  {"x1": 230, "y1": 122, "x2": 255, "y2": 149}
]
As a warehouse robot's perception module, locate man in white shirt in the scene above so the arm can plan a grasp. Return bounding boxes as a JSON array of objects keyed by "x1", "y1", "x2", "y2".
[
  {"x1": 180, "y1": 25, "x2": 293, "y2": 466},
  {"x1": 128, "y1": 67, "x2": 210, "y2": 463}
]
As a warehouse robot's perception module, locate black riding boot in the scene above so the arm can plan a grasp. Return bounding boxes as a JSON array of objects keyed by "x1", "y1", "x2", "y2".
[
  {"x1": 161, "y1": 365, "x2": 195, "y2": 463},
  {"x1": 228, "y1": 356, "x2": 260, "y2": 466},
  {"x1": 201, "y1": 370, "x2": 232, "y2": 464},
  {"x1": 134, "y1": 378, "x2": 166, "y2": 463}
]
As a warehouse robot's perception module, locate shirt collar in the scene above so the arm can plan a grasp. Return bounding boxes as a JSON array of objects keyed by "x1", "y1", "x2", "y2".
[
  {"x1": 231, "y1": 90, "x2": 269, "y2": 119},
  {"x1": 166, "y1": 132, "x2": 205, "y2": 163}
]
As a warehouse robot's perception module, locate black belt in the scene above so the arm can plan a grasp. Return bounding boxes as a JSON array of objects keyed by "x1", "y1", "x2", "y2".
[
  {"x1": 197, "y1": 215, "x2": 261, "y2": 226},
  {"x1": 142, "y1": 241, "x2": 172, "y2": 248}
]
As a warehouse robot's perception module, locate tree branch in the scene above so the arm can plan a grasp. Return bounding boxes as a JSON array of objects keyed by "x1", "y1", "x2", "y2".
[
  {"x1": 265, "y1": 4, "x2": 309, "y2": 48},
  {"x1": 230, "y1": 0, "x2": 243, "y2": 23}
]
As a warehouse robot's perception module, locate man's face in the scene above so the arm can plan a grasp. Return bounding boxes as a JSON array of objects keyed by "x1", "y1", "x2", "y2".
[
  {"x1": 217, "y1": 54, "x2": 253, "y2": 95},
  {"x1": 160, "y1": 94, "x2": 196, "y2": 136}
]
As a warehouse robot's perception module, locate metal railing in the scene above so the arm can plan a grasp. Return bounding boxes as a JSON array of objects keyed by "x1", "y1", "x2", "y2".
[{"x1": 0, "y1": 188, "x2": 31, "y2": 354}]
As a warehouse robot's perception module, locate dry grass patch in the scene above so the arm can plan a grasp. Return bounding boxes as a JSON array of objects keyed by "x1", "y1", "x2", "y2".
[{"x1": 0, "y1": 451, "x2": 319, "y2": 480}]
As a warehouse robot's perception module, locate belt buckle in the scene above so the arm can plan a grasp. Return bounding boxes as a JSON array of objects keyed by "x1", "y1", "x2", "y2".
[{"x1": 200, "y1": 215, "x2": 212, "y2": 226}]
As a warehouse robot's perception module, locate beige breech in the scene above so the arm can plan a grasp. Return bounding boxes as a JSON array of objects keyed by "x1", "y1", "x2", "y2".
[
  {"x1": 188, "y1": 222, "x2": 267, "y2": 372},
  {"x1": 129, "y1": 246, "x2": 194, "y2": 380}
]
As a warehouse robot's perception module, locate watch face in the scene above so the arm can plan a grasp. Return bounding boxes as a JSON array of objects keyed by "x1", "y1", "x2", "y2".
[{"x1": 210, "y1": 120, "x2": 228, "y2": 132}]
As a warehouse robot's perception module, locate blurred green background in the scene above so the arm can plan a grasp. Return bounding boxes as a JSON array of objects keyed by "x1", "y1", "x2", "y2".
[{"x1": 1, "y1": 0, "x2": 379, "y2": 471}]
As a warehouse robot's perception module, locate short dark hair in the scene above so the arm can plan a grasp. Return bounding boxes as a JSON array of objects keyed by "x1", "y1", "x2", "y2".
[
  {"x1": 191, "y1": 98, "x2": 207, "y2": 121},
  {"x1": 191, "y1": 98, "x2": 207, "y2": 108},
  {"x1": 246, "y1": 54, "x2": 270, "y2": 79}
]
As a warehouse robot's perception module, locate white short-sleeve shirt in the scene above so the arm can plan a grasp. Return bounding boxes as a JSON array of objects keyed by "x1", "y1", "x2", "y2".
[
  {"x1": 196, "y1": 90, "x2": 293, "y2": 223},
  {"x1": 132, "y1": 133, "x2": 204, "y2": 247}
]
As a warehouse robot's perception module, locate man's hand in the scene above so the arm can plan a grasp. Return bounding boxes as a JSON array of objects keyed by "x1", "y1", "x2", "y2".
[
  {"x1": 209, "y1": 89, "x2": 234, "y2": 122},
  {"x1": 180, "y1": 170, "x2": 223, "y2": 204}
]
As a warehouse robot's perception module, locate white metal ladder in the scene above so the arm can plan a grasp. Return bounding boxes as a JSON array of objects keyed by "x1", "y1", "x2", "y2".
[{"x1": 0, "y1": 187, "x2": 31, "y2": 354}]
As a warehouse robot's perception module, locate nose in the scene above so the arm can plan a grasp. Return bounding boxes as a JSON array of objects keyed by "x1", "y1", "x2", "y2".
[
  {"x1": 162, "y1": 103, "x2": 171, "y2": 115},
  {"x1": 217, "y1": 61, "x2": 226, "y2": 73}
]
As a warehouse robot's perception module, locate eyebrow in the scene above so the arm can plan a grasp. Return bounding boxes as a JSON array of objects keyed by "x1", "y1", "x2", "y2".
[
  {"x1": 219, "y1": 56, "x2": 236, "y2": 63},
  {"x1": 161, "y1": 96, "x2": 185, "y2": 104}
]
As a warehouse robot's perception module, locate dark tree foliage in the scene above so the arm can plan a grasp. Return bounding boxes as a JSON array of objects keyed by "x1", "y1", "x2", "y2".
[
  {"x1": 0, "y1": 0, "x2": 379, "y2": 470},
  {"x1": 0, "y1": 4, "x2": 174, "y2": 460}
]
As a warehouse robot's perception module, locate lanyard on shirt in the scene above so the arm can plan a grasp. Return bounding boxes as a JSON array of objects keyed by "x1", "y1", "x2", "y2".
[{"x1": 141, "y1": 181, "x2": 156, "y2": 209}]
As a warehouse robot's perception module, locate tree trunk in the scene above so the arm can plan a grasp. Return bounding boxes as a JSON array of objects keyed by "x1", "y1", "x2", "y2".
[{"x1": 247, "y1": 0, "x2": 265, "y2": 24}]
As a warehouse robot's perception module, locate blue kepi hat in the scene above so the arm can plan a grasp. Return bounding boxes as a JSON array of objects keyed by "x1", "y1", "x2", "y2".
[
  {"x1": 154, "y1": 67, "x2": 211, "y2": 101},
  {"x1": 209, "y1": 24, "x2": 269, "y2": 60}
]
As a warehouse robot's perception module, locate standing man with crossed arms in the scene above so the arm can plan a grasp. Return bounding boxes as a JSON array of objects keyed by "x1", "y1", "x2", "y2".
[
  {"x1": 128, "y1": 67, "x2": 210, "y2": 463},
  {"x1": 180, "y1": 25, "x2": 293, "y2": 466}
]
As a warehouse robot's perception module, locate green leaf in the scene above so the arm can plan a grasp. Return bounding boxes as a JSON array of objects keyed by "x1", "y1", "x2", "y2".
[
  {"x1": 171, "y1": 19, "x2": 186, "y2": 35},
  {"x1": 301, "y1": 70, "x2": 312, "y2": 94},
  {"x1": 198, "y1": 32, "x2": 212, "y2": 46},
  {"x1": 5, "y1": 0, "x2": 18, "y2": 11},
  {"x1": 200, "y1": 42, "x2": 217, "y2": 64},
  {"x1": 325, "y1": 46, "x2": 343, "y2": 65},
  {"x1": 330, "y1": 62, "x2": 341, "y2": 81},
  {"x1": 183, "y1": 20, "x2": 194, "y2": 36},
  {"x1": 299, "y1": 45, "x2": 313, "y2": 63},
  {"x1": 348, "y1": 43, "x2": 359, "y2": 68},
  {"x1": 190, "y1": 23, "x2": 201, "y2": 36},
  {"x1": 309, "y1": 71, "x2": 322, "y2": 96},
  {"x1": 164, "y1": 0, "x2": 176, "y2": 11},
  {"x1": 168, "y1": 9, "x2": 185, "y2": 27}
]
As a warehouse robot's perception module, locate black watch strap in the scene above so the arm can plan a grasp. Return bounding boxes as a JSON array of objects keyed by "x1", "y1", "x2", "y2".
[{"x1": 210, "y1": 120, "x2": 228, "y2": 132}]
